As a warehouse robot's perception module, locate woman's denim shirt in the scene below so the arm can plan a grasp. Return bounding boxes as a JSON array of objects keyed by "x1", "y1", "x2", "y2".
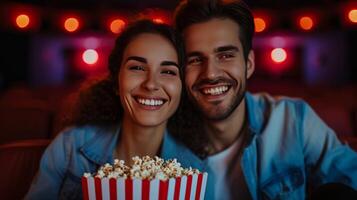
[
  {"x1": 26, "y1": 92, "x2": 357, "y2": 200},
  {"x1": 25, "y1": 126, "x2": 213, "y2": 200}
]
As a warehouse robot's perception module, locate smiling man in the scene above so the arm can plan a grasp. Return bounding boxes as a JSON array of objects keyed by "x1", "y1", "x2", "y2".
[{"x1": 173, "y1": 0, "x2": 357, "y2": 199}]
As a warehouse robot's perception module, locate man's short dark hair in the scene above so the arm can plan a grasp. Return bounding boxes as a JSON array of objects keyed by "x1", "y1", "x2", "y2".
[{"x1": 174, "y1": 0, "x2": 255, "y2": 61}]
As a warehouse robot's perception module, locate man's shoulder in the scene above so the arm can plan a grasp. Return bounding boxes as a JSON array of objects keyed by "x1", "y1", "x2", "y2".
[
  {"x1": 247, "y1": 92, "x2": 309, "y2": 112},
  {"x1": 246, "y1": 92, "x2": 313, "y2": 133}
]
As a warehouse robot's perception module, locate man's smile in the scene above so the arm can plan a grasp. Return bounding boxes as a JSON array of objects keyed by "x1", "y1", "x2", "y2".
[{"x1": 201, "y1": 85, "x2": 230, "y2": 96}]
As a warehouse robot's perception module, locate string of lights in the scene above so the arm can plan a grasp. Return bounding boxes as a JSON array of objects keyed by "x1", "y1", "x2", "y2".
[{"x1": 0, "y1": 2, "x2": 356, "y2": 34}]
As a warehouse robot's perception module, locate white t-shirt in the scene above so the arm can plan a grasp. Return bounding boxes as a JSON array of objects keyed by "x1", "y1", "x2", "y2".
[{"x1": 207, "y1": 135, "x2": 252, "y2": 200}]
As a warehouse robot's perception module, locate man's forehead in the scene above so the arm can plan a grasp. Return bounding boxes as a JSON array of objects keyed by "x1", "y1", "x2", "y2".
[{"x1": 182, "y1": 18, "x2": 242, "y2": 52}]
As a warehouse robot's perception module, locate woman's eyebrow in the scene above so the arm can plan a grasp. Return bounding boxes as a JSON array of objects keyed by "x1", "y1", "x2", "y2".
[
  {"x1": 161, "y1": 61, "x2": 179, "y2": 68},
  {"x1": 125, "y1": 56, "x2": 147, "y2": 63}
]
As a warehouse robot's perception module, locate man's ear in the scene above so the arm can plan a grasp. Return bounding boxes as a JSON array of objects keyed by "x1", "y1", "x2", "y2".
[{"x1": 246, "y1": 50, "x2": 255, "y2": 79}]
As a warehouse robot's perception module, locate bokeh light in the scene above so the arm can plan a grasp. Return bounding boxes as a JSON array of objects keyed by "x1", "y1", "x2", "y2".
[
  {"x1": 64, "y1": 17, "x2": 80, "y2": 32},
  {"x1": 110, "y1": 19, "x2": 126, "y2": 34},
  {"x1": 15, "y1": 14, "x2": 30, "y2": 29},
  {"x1": 348, "y1": 9, "x2": 357, "y2": 23},
  {"x1": 82, "y1": 49, "x2": 98, "y2": 65},
  {"x1": 254, "y1": 17, "x2": 266, "y2": 32},
  {"x1": 299, "y1": 16, "x2": 314, "y2": 30},
  {"x1": 271, "y1": 48, "x2": 287, "y2": 63}
]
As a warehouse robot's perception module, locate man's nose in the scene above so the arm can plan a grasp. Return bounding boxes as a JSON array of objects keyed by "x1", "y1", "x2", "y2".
[
  {"x1": 201, "y1": 59, "x2": 222, "y2": 79},
  {"x1": 142, "y1": 72, "x2": 159, "y2": 91}
]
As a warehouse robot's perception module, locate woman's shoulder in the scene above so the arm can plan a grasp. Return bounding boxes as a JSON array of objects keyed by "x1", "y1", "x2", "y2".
[{"x1": 54, "y1": 124, "x2": 118, "y2": 147}]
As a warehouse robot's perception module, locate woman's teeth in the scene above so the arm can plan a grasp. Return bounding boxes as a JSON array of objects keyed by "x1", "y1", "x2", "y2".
[
  {"x1": 203, "y1": 86, "x2": 229, "y2": 95},
  {"x1": 137, "y1": 98, "x2": 164, "y2": 106}
]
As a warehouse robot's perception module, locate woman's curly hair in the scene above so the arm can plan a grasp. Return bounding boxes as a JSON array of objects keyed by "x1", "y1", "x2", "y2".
[
  {"x1": 61, "y1": 19, "x2": 210, "y2": 158},
  {"x1": 63, "y1": 20, "x2": 186, "y2": 128}
]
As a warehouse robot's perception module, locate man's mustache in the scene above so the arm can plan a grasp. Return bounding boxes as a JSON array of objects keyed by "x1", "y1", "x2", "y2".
[{"x1": 192, "y1": 77, "x2": 237, "y2": 90}]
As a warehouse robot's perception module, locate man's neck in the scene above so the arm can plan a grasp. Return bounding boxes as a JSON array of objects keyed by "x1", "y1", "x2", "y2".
[{"x1": 204, "y1": 98, "x2": 247, "y2": 155}]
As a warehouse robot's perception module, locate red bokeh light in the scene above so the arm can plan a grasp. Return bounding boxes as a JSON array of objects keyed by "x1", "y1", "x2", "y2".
[
  {"x1": 64, "y1": 17, "x2": 80, "y2": 32},
  {"x1": 15, "y1": 14, "x2": 30, "y2": 28},
  {"x1": 348, "y1": 9, "x2": 357, "y2": 23},
  {"x1": 109, "y1": 18, "x2": 126, "y2": 34},
  {"x1": 153, "y1": 18, "x2": 165, "y2": 24},
  {"x1": 254, "y1": 17, "x2": 266, "y2": 33},
  {"x1": 299, "y1": 16, "x2": 314, "y2": 30},
  {"x1": 9, "y1": 5, "x2": 40, "y2": 31}
]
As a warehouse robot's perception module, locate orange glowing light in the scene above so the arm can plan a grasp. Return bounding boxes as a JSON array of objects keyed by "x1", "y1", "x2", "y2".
[
  {"x1": 348, "y1": 9, "x2": 357, "y2": 23},
  {"x1": 271, "y1": 48, "x2": 287, "y2": 63},
  {"x1": 299, "y1": 16, "x2": 314, "y2": 30},
  {"x1": 153, "y1": 18, "x2": 164, "y2": 24},
  {"x1": 254, "y1": 17, "x2": 266, "y2": 32},
  {"x1": 15, "y1": 14, "x2": 30, "y2": 28},
  {"x1": 64, "y1": 17, "x2": 79, "y2": 32},
  {"x1": 110, "y1": 19, "x2": 126, "y2": 34},
  {"x1": 82, "y1": 49, "x2": 98, "y2": 65}
]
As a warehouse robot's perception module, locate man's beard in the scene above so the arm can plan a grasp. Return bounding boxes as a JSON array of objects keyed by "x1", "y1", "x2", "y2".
[{"x1": 191, "y1": 82, "x2": 246, "y2": 121}]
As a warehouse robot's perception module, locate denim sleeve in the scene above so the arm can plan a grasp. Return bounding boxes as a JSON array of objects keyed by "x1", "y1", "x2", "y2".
[
  {"x1": 300, "y1": 102, "x2": 357, "y2": 190},
  {"x1": 25, "y1": 130, "x2": 70, "y2": 200}
]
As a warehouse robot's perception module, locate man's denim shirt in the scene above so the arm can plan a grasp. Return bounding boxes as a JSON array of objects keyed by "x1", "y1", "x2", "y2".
[{"x1": 26, "y1": 92, "x2": 357, "y2": 200}]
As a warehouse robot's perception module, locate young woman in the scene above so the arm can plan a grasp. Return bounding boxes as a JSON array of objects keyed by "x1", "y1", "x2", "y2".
[{"x1": 25, "y1": 20, "x2": 204, "y2": 199}]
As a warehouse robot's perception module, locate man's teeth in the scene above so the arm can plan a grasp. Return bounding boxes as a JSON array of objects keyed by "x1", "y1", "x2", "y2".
[
  {"x1": 203, "y1": 86, "x2": 229, "y2": 95},
  {"x1": 137, "y1": 98, "x2": 164, "y2": 106}
]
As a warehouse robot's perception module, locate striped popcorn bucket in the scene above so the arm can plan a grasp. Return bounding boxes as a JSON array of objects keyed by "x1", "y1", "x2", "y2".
[{"x1": 82, "y1": 172, "x2": 208, "y2": 200}]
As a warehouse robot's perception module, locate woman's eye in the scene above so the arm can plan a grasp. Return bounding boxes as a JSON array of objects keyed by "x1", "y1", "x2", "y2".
[
  {"x1": 161, "y1": 70, "x2": 177, "y2": 76},
  {"x1": 129, "y1": 65, "x2": 145, "y2": 71}
]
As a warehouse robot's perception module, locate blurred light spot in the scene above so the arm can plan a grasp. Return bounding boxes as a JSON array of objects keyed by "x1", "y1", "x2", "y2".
[
  {"x1": 348, "y1": 9, "x2": 357, "y2": 23},
  {"x1": 271, "y1": 36, "x2": 286, "y2": 47},
  {"x1": 82, "y1": 49, "x2": 98, "y2": 65},
  {"x1": 254, "y1": 17, "x2": 266, "y2": 32},
  {"x1": 299, "y1": 16, "x2": 314, "y2": 30},
  {"x1": 16, "y1": 14, "x2": 30, "y2": 28},
  {"x1": 110, "y1": 19, "x2": 126, "y2": 34},
  {"x1": 84, "y1": 37, "x2": 99, "y2": 49},
  {"x1": 271, "y1": 48, "x2": 287, "y2": 63},
  {"x1": 64, "y1": 17, "x2": 79, "y2": 32},
  {"x1": 153, "y1": 18, "x2": 164, "y2": 24}
]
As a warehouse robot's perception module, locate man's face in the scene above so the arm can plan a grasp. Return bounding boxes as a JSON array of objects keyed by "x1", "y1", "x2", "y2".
[{"x1": 183, "y1": 18, "x2": 255, "y2": 121}]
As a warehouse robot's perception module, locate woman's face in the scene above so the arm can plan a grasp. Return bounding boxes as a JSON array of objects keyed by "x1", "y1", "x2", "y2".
[{"x1": 118, "y1": 33, "x2": 182, "y2": 127}]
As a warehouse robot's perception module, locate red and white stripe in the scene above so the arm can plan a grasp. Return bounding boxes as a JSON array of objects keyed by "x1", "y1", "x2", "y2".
[{"x1": 82, "y1": 173, "x2": 208, "y2": 200}]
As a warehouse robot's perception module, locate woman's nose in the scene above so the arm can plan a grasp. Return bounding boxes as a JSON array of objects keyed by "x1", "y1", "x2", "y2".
[{"x1": 142, "y1": 72, "x2": 159, "y2": 91}]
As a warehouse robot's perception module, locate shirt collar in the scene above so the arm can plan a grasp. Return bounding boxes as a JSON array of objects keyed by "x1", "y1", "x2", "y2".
[
  {"x1": 245, "y1": 92, "x2": 264, "y2": 135},
  {"x1": 80, "y1": 124, "x2": 120, "y2": 166},
  {"x1": 79, "y1": 125, "x2": 207, "y2": 171},
  {"x1": 160, "y1": 130, "x2": 208, "y2": 170}
]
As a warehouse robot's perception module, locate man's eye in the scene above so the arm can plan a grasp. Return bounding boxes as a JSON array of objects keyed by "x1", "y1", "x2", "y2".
[
  {"x1": 129, "y1": 65, "x2": 145, "y2": 71},
  {"x1": 187, "y1": 57, "x2": 202, "y2": 65},
  {"x1": 218, "y1": 53, "x2": 235, "y2": 60},
  {"x1": 161, "y1": 70, "x2": 177, "y2": 76}
]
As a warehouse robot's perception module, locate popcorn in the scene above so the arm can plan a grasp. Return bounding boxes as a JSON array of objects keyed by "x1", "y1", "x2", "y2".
[
  {"x1": 82, "y1": 156, "x2": 208, "y2": 200},
  {"x1": 84, "y1": 156, "x2": 201, "y2": 181}
]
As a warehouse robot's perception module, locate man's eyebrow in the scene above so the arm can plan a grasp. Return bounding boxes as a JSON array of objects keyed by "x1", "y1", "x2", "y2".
[
  {"x1": 186, "y1": 51, "x2": 203, "y2": 58},
  {"x1": 214, "y1": 45, "x2": 239, "y2": 53},
  {"x1": 161, "y1": 61, "x2": 179, "y2": 68},
  {"x1": 125, "y1": 56, "x2": 147, "y2": 63}
]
